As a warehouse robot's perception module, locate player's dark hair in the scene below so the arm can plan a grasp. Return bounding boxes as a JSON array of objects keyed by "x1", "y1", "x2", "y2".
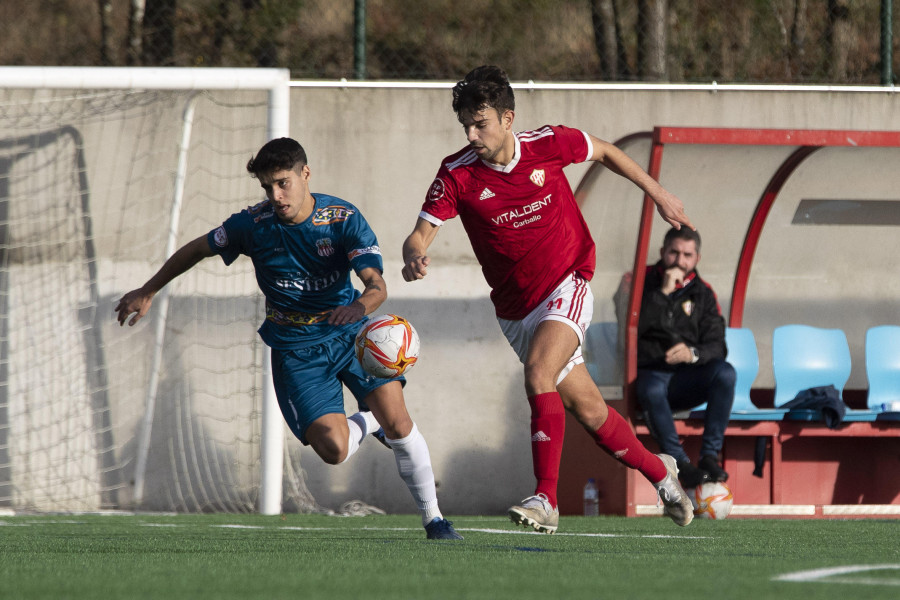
[
  {"x1": 452, "y1": 65, "x2": 515, "y2": 121},
  {"x1": 247, "y1": 137, "x2": 308, "y2": 178},
  {"x1": 663, "y1": 226, "x2": 702, "y2": 252}
]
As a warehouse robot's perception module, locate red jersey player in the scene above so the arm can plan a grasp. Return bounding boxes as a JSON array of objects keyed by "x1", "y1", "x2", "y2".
[{"x1": 402, "y1": 65, "x2": 697, "y2": 532}]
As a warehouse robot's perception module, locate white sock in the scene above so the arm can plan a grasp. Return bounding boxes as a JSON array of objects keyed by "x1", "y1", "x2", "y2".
[
  {"x1": 387, "y1": 422, "x2": 443, "y2": 527},
  {"x1": 354, "y1": 410, "x2": 381, "y2": 435},
  {"x1": 340, "y1": 412, "x2": 378, "y2": 464}
]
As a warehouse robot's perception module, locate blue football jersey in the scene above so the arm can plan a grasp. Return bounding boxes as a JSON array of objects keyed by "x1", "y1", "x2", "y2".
[{"x1": 207, "y1": 193, "x2": 383, "y2": 348}]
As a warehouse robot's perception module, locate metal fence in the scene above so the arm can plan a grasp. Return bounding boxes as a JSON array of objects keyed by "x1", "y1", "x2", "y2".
[{"x1": 1, "y1": 1, "x2": 898, "y2": 84}]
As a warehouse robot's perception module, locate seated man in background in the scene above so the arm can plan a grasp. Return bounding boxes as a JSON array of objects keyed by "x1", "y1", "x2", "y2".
[{"x1": 635, "y1": 227, "x2": 735, "y2": 488}]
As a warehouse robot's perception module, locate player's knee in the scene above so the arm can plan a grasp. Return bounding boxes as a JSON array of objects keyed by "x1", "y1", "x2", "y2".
[
  {"x1": 381, "y1": 417, "x2": 413, "y2": 441},
  {"x1": 523, "y1": 360, "x2": 557, "y2": 393},
  {"x1": 309, "y1": 435, "x2": 348, "y2": 465},
  {"x1": 566, "y1": 394, "x2": 608, "y2": 429}
]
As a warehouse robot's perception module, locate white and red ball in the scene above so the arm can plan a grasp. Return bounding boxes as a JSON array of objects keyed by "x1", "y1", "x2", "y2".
[
  {"x1": 354, "y1": 314, "x2": 420, "y2": 378},
  {"x1": 690, "y1": 481, "x2": 734, "y2": 520}
]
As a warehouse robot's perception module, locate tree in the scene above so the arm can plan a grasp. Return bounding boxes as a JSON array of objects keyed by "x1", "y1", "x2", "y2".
[
  {"x1": 591, "y1": 0, "x2": 628, "y2": 80},
  {"x1": 637, "y1": 0, "x2": 668, "y2": 80},
  {"x1": 826, "y1": 0, "x2": 852, "y2": 81},
  {"x1": 99, "y1": 0, "x2": 116, "y2": 65},
  {"x1": 142, "y1": 0, "x2": 176, "y2": 66},
  {"x1": 789, "y1": 0, "x2": 809, "y2": 78},
  {"x1": 127, "y1": 0, "x2": 146, "y2": 65}
]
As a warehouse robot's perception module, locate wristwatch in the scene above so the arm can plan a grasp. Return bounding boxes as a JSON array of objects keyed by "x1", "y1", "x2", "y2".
[{"x1": 689, "y1": 347, "x2": 700, "y2": 363}]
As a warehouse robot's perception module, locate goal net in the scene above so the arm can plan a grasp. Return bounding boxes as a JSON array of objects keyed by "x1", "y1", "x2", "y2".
[{"x1": 0, "y1": 68, "x2": 318, "y2": 514}]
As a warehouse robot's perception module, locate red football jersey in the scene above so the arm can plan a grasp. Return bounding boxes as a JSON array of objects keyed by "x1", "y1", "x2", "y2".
[{"x1": 420, "y1": 125, "x2": 596, "y2": 319}]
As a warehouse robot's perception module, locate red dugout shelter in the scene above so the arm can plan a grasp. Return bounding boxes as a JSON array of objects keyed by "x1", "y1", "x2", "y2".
[{"x1": 560, "y1": 127, "x2": 900, "y2": 518}]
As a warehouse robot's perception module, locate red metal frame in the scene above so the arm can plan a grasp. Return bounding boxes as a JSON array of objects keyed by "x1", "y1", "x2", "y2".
[
  {"x1": 573, "y1": 131, "x2": 654, "y2": 516},
  {"x1": 729, "y1": 146, "x2": 818, "y2": 327},
  {"x1": 625, "y1": 126, "x2": 900, "y2": 401},
  {"x1": 572, "y1": 126, "x2": 900, "y2": 516},
  {"x1": 573, "y1": 131, "x2": 652, "y2": 205}
]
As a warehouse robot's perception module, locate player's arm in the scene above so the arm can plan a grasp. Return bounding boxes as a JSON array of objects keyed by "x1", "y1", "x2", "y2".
[
  {"x1": 114, "y1": 235, "x2": 214, "y2": 327},
  {"x1": 401, "y1": 217, "x2": 440, "y2": 282},
  {"x1": 587, "y1": 134, "x2": 695, "y2": 231},
  {"x1": 329, "y1": 267, "x2": 387, "y2": 326}
]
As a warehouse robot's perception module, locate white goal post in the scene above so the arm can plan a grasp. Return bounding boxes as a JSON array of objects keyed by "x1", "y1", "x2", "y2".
[{"x1": 0, "y1": 67, "x2": 295, "y2": 515}]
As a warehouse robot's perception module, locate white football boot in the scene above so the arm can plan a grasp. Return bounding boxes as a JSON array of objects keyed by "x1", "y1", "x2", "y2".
[
  {"x1": 655, "y1": 454, "x2": 695, "y2": 527},
  {"x1": 508, "y1": 493, "x2": 559, "y2": 534}
]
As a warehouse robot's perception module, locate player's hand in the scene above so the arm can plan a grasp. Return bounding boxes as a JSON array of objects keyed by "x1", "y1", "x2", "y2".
[
  {"x1": 654, "y1": 189, "x2": 695, "y2": 231},
  {"x1": 402, "y1": 255, "x2": 430, "y2": 282},
  {"x1": 328, "y1": 301, "x2": 366, "y2": 325},
  {"x1": 665, "y1": 342, "x2": 693, "y2": 365},
  {"x1": 115, "y1": 288, "x2": 154, "y2": 326}
]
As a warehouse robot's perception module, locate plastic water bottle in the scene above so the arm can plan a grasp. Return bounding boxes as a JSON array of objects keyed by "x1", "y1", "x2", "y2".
[
  {"x1": 880, "y1": 402, "x2": 900, "y2": 412},
  {"x1": 583, "y1": 478, "x2": 599, "y2": 516}
]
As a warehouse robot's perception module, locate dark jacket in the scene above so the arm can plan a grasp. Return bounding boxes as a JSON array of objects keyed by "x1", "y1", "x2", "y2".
[
  {"x1": 781, "y1": 385, "x2": 847, "y2": 429},
  {"x1": 637, "y1": 262, "x2": 727, "y2": 370}
]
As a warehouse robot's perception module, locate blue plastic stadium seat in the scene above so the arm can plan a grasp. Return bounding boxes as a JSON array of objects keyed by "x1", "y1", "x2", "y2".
[
  {"x1": 772, "y1": 325, "x2": 866, "y2": 422},
  {"x1": 723, "y1": 327, "x2": 786, "y2": 420},
  {"x1": 866, "y1": 325, "x2": 900, "y2": 422},
  {"x1": 686, "y1": 327, "x2": 784, "y2": 420}
]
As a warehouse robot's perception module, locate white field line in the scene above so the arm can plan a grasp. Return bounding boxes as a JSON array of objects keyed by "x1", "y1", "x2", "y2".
[
  {"x1": 205, "y1": 524, "x2": 707, "y2": 539},
  {"x1": 774, "y1": 564, "x2": 900, "y2": 586},
  {"x1": 457, "y1": 527, "x2": 708, "y2": 539},
  {"x1": 0, "y1": 518, "x2": 705, "y2": 539}
]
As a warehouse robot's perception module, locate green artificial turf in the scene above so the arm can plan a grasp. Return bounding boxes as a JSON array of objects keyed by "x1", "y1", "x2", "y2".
[{"x1": 1, "y1": 513, "x2": 898, "y2": 599}]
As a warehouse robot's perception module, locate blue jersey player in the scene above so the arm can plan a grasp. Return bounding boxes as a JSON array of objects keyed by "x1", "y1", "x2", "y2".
[{"x1": 115, "y1": 137, "x2": 461, "y2": 540}]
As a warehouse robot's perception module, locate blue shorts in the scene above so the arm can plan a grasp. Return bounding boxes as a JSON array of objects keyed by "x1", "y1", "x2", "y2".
[{"x1": 270, "y1": 326, "x2": 405, "y2": 444}]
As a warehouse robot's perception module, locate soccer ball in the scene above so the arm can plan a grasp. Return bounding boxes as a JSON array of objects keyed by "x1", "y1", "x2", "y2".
[
  {"x1": 690, "y1": 482, "x2": 734, "y2": 520},
  {"x1": 354, "y1": 314, "x2": 420, "y2": 378}
]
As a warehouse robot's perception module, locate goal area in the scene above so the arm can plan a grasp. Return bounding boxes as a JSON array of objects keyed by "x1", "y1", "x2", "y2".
[{"x1": 0, "y1": 67, "x2": 313, "y2": 514}]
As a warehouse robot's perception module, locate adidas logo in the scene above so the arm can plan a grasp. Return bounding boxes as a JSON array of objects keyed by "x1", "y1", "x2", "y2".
[
  {"x1": 479, "y1": 188, "x2": 495, "y2": 200},
  {"x1": 531, "y1": 430, "x2": 551, "y2": 442}
]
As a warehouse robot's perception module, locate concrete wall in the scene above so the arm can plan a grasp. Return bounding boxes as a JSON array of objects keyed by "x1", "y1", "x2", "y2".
[
  {"x1": 289, "y1": 84, "x2": 900, "y2": 515},
  {"x1": 9, "y1": 82, "x2": 894, "y2": 515}
]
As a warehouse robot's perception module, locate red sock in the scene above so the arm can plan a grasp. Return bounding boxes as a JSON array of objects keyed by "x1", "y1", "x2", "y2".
[
  {"x1": 593, "y1": 408, "x2": 667, "y2": 483},
  {"x1": 528, "y1": 392, "x2": 565, "y2": 508}
]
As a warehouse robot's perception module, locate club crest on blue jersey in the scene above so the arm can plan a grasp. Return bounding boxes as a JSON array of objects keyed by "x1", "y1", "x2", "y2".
[
  {"x1": 316, "y1": 238, "x2": 335, "y2": 257},
  {"x1": 213, "y1": 226, "x2": 228, "y2": 247},
  {"x1": 312, "y1": 206, "x2": 355, "y2": 225}
]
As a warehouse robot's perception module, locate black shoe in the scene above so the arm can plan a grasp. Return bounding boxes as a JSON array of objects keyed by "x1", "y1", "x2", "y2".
[
  {"x1": 676, "y1": 460, "x2": 710, "y2": 489},
  {"x1": 425, "y1": 517, "x2": 464, "y2": 540},
  {"x1": 699, "y1": 454, "x2": 729, "y2": 482}
]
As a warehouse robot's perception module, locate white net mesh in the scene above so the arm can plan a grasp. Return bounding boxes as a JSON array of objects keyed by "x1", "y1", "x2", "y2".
[{"x1": 0, "y1": 85, "x2": 319, "y2": 513}]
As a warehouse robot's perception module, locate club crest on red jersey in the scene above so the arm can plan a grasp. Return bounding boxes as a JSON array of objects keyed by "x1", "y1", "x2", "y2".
[
  {"x1": 427, "y1": 178, "x2": 445, "y2": 202},
  {"x1": 530, "y1": 169, "x2": 545, "y2": 187}
]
